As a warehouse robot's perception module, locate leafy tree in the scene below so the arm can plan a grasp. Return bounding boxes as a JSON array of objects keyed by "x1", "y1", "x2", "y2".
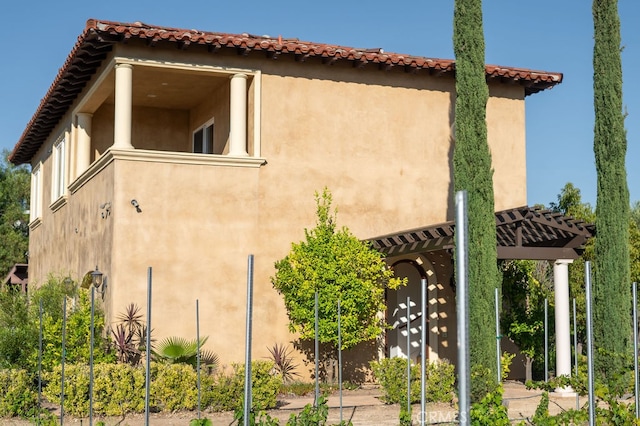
[
  {"x1": 549, "y1": 184, "x2": 639, "y2": 353},
  {"x1": 0, "y1": 150, "x2": 29, "y2": 277},
  {"x1": 0, "y1": 289, "x2": 37, "y2": 369},
  {"x1": 30, "y1": 277, "x2": 114, "y2": 371},
  {"x1": 271, "y1": 189, "x2": 405, "y2": 354},
  {"x1": 501, "y1": 260, "x2": 553, "y2": 382},
  {"x1": 592, "y1": 0, "x2": 631, "y2": 386},
  {"x1": 549, "y1": 182, "x2": 596, "y2": 224},
  {"x1": 631, "y1": 217, "x2": 640, "y2": 285},
  {"x1": 631, "y1": 201, "x2": 640, "y2": 229},
  {"x1": 550, "y1": 183, "x2": 595, "y2": 350},
  {"x1": 630, "y1": 201, "x2": 640, "y2": 287},
  {"x1": 453, "y1": 0, "x2": 500, "y2": 396},
  {"x1": 0, "y1": 276, "x2": 113, "y2": 373}
]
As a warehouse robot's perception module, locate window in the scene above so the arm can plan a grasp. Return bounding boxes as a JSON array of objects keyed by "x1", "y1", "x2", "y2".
[
  {"x1": 193, "y1": 119, "x2": 215, "y2": 154},
  {"x1": 30, "y1": 164, "x2": 42, "y2": 223},
  {"x1": 52, "y1": 135, "x2": 66, "y2": 201}
]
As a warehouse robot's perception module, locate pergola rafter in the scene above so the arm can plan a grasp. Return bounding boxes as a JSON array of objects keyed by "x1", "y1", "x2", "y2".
[{"x1": 368, "y1": 205, "x2": 594, "y2": 261}]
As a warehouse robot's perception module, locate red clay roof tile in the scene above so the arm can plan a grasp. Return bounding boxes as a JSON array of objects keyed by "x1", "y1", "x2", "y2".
[{"x1": 9, "y1": 19, "x2": 563, "y2": 164}]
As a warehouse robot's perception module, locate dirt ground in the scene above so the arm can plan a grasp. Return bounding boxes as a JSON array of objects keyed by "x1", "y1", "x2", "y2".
[{"x1": 1, "y1": 381, "x2": 590, "y2": 425}]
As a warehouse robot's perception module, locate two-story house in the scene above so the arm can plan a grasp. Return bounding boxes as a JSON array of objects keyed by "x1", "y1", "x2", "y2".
[{"x1": 10, "y1": 19, "x2": 592, "y2": 379}]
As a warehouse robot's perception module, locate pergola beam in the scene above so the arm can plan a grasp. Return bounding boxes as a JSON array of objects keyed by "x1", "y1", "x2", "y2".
[
  {"x1": 497, "y1": 246, "x2": 582, "y2": 260},
  {"x1": 368, "y1": 205, "x2": 594, "y2": 260}
]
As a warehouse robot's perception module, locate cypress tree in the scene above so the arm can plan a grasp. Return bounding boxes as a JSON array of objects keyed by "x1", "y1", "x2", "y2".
[
  {"x1": 453, "y1": 0, "x2": 499, "y2": 396},
  {"x1": 592, "y1": 0, "x2": 631, "y2": 386}
]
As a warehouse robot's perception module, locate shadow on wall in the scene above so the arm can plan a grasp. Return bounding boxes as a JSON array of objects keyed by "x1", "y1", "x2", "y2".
[{"x1": 293, "y1": 339, "x2": 378, "y2": 385}]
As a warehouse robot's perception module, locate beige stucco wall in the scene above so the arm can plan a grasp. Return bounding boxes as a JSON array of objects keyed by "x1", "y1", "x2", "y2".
[
  {"x1": 26, "y1": 41, "x2": 528, "y2": 370},
  {"x1": 27, "y1": 161, "x2": 115, "y2": 292}
]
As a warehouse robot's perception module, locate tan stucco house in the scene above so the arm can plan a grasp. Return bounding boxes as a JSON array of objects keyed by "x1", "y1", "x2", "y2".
[{"x1": 10, "y1": 19, "x2": 591, "y2": 378}]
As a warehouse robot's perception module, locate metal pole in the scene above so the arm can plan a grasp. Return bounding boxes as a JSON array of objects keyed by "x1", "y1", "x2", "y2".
[
  {"x1": 37, "y1": 301, "x2": 43, "y2": 426},
  {"x1": 144, "y1": 267, "x2": 152, "y2": 426},
  {"x1": 406, "y1": 295, "x2": 412, "y2": 421},
  {"x1": 338, "y1": 299, "x2": 343, "y2": 424},
  {"x1": 420, "y1": 277, "x2": 427, "y2": 426},
  {"x1": 455, "y1": 190, "x2": 470, "y2": 426},
  {"x1": 314, "y1": 291, "x2": 319, "y2": 407},
  {"x1": 634, "y1": 282, "x2": 639, "y2": 419},
  {"x1": 544, "y1": 298, "x2": 548, "y2": 383},
  {"x1": 495, "y1": 288, "x2": 501, "y2": 384},
  {"x1": 573, "y1": 298, "x2": 579, "y2": 411},
  {"x1": 585, "y1": 261, "x2": 595, "y2": 426},
  {"x1": 243, "y1": 255, "x2": 254, "y2": 426},
  {"x1": 89, "y1": 287, "x2": 95, "y2": 426},
  {"x1": 196, "y1": 299, "x2": 201, "y2": 419},
  {"x1": 61, "y1": 297, "x2": 66, "y2": 425}
]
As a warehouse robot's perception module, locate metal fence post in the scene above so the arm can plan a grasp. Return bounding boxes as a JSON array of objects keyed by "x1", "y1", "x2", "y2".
[{"x1": 455, "y1": 190, "x2": 470, "y2": 426}]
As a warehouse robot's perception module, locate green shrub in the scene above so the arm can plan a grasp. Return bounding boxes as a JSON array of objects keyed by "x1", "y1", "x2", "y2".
[
  {"x1": 44, "y1": 362, "x2": 208, "y2": 416},
  {"x1": 190, "y1": 419, "x2": 213, "y2": 426},
  {"x1": 93, "y1": 363, "x2": 145, "y2": 416},
  {"x1": 41, "y1": 360, "x2": 280, "y2": 415},
  {"x1": 42, "y1": 364, "x2": 90, "y2": 416},
  {"x1": 370, "y1": 358, "x2": 408, "y2": 404},
  {"x1": 469, "y1": 386, "x2": 509, "y2": 425},
  {"x1": 286, "y1": 395, "x2": 329, "y2": 426},
  {"x1": 0, "y1": 369, "x2": 38, "y2": 417},
  {"x1": 280, "y1": 380, "x2": 315, "y2": 396},
  {"x1": 151, "y1": 362, "x2": 199, "y2": 411},
  {"x1": 207, "y1": 361, "x2": 281, "y2": 412},
  {"x1": 470, "y1": 364, "x2": 495, "y2": 403},
  {"x1": 0, "y1": 290, "x2": 38, "y2": 371},
  {"x1": 36, "y1": 290, "x2": 114, "y2": 372},
  {"x1": 501, "y1": 352, "x2": 515, "y2": 381},
  {"x1": 370, "y1": 357, "x2": 455, "y2": 404},
  {"x1": 425, "y1": 360, "x2": 455, "y2": 403}
]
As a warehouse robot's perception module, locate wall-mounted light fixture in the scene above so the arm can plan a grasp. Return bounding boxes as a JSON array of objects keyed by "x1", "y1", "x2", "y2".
[
  {"x1": 131, "y1": 199, "x2": 142, "y2": 213},
  {"x1": 91, "y1": 266, "x2": 106, "y2": 294}
]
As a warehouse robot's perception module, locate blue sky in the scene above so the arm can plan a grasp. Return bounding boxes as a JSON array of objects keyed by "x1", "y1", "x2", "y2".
[{"x1": 2, "y1": 1, "x2": 638, "y2": 208}]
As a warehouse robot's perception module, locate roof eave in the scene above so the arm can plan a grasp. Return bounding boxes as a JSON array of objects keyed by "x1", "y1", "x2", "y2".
[{"x1": 9, "y1": 19, "x2": 564, "y2": 165}]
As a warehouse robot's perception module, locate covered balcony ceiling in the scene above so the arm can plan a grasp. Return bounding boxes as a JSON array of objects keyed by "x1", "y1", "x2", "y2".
[{"x1": 83, "y1": 66, "x2": 228, "y2": 112}]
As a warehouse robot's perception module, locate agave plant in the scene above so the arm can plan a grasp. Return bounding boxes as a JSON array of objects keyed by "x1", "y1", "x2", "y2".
[{"x1": 153, "y1": 336, "x2": 219, "y2": 370}]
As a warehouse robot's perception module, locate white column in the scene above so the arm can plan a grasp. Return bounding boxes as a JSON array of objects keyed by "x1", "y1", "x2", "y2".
[
  {"x1": 228, "y1": 73, "x2": 248, "y2": 156},
  {"x1": 554, "y1": 259, "x2": 574, "y2": 394},
  {"x1": 76, "y1": 113, "x2": 92, "y2": 177},
  {"x1": 114, "y1": 63, "x2": 134, "y2": 149}
]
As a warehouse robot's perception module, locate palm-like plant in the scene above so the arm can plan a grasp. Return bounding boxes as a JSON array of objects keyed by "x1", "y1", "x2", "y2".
[
  {"x1": 111, "y1": 323, "x2": 139, "y2": 364},
  {"x1": 110, "y1": 303, "x2": 154, "y2": 365},
  {"x1": 267, "y1": 343, "x2": 299, "y2": 383},
  {"x1": 153, "y1": 336, "x2": 219, "y2": 370}
]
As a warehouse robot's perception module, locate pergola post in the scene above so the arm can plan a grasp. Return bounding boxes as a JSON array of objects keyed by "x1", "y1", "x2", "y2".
[{"x1": 553, "y1": 259, "x2": 575, "y2": 395}]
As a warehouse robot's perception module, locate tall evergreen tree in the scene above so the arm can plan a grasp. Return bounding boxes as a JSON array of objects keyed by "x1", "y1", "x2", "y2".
[
  {"x1": 592, "y1": 0, "x2": 631, "y2": 386},
  {"x1": 453, "y1": 0, "x2": 499, "y2": 396},
  {"x1": 0, "y1": 150, "x2": 30, "y2": 277}
]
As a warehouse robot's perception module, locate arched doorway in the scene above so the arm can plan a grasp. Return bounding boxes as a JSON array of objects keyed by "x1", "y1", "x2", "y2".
[{"x1": 387, "y1": 256, "x2": 439, "y2": 363}]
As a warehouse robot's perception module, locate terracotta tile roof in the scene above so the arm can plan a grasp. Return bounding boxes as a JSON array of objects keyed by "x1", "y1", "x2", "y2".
[{"x1": 9, "y1": 19, "x2": 563, "y2": 165}]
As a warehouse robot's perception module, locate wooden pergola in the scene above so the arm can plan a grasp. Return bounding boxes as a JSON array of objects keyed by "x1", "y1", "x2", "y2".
[
  {"x1": 368, "y1": 205, "x2": 594, "y2": 261},
  {"x1": 369, "y1": 205, "x2": 594, "y2": 386}
]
